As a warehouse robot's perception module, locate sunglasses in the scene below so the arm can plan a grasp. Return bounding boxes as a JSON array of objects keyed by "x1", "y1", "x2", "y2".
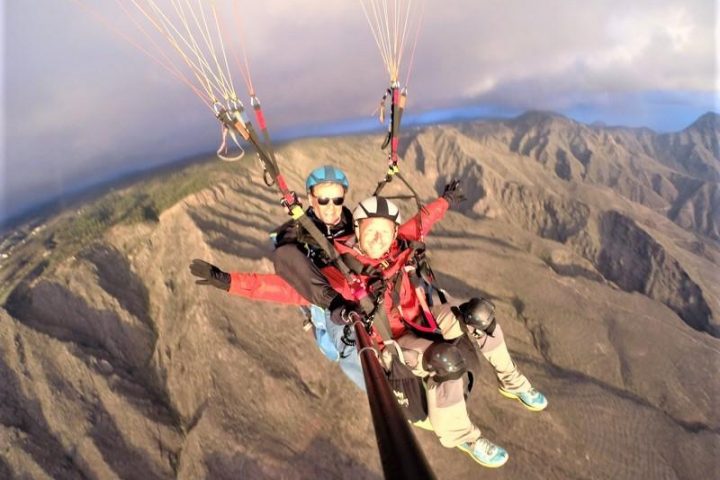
[{"x1": 316, "y1": 196, "x2": 345, "y2": 206}]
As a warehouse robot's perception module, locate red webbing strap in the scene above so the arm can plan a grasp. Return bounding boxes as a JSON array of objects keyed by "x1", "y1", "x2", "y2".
[
  {"x1": 251, "y1": 95, "x2": 277, "y2": 165},
  {"x1": 390, "y1": 86, "x2": 401, "y2": 165}
]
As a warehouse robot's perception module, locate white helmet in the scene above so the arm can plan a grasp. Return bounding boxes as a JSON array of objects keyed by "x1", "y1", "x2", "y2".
[{"x1": 352, "y1": 196, "x2": 402, "y2": 229}]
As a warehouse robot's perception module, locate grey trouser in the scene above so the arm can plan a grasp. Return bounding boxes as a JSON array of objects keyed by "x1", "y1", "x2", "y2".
[{"x1": 395, "y1": 304, "x2": 530, "y2": 447}]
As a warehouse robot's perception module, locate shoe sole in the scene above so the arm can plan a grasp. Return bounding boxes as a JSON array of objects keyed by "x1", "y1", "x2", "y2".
[
  {"x1": 498, "y1": 388, "x2": 548, "y2": 412},
  {"x1": 457, "y1": 445, "x2": 509, "y2": 468}
]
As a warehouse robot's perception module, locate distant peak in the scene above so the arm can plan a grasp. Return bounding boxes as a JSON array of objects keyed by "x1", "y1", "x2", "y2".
[
  {"x1": 509, "y1": 110, "x2": 575, "y2": 130},
  {"x1": 685, "y1": 112, "x2": 719, "y2": 133}
]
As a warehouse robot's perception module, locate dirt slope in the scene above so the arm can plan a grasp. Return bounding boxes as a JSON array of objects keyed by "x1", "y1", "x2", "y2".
[{"x1": 1, "y1": 112, "x2": 718, "y2": 479}]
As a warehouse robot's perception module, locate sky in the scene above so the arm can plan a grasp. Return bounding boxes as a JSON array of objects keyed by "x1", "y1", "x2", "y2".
[{"x1": 2, "y1": 0, "x2": 718, "y2": 225}]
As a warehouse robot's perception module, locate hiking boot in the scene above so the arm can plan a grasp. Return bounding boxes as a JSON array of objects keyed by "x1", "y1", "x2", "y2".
[
  {"x1": 457, "y1": 437, "x2": 509, "y2": 468},
  {"x1": 499, "y1": 387, "x2": 548, "y2": 411}
]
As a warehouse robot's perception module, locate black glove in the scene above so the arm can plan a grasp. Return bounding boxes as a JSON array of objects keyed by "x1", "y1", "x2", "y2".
[
  {"x1": 454, "y1": 297, "x2": 496, "y2": 335},
  {"x1": 189, "y1": 259, "x2": 231, "y2": 291},
  {"x1": 441, "y1": 179, "x2": 466, "y2": 208},
  {"x1": 329, "y1": 295, "x2": 362, "y2": 326}
]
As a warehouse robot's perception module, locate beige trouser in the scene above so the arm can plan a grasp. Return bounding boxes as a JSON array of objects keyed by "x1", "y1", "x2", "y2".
[
  {"x1": 395, "y1": 304, "x2": 530, "y2": 448},
  {"x1": 474, "y1": 319, "x2": 532, "y2": 392}
]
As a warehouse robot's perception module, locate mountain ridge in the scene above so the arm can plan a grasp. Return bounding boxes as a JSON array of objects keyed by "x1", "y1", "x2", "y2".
[{"x1": 1, "y1": 111, "x2": 718, "y2": 479}]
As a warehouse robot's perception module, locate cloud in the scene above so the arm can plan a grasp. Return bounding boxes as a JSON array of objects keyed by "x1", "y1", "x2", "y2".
[{"x1": 3, "y1": 0, "x2": 717, "y2": 222}]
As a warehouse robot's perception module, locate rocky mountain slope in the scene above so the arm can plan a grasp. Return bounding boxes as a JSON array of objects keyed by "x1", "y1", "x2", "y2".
[{"x1": 1, "y1": 112, "x2": 718, "y2": 479}]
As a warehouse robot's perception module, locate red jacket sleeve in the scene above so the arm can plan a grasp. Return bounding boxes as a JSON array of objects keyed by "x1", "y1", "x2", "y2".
[
  {"x1": 397, "y1": 197, "x2": 449, "y2": 240},
  {"x1": 228, "y1": 272, "x2": 310, "y2": 306}
]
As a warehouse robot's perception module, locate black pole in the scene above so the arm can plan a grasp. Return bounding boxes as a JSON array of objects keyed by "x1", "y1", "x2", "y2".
[{"x1": 353, "y1": 321, "x2": 436, "y2": 480}]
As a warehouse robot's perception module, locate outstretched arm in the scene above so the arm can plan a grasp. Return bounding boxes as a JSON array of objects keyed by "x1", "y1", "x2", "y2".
[
  {"x1": 397, "y1": 197, "x2": 449, "y2": 240},
  {"x1": 228, "y1": 272, "x2": 310, "y2": 306},
  {"x1": 397, "y1": 180, "x2": 465, "y2": 240},
  {"x1": 189, "y1": 259, "x2": 309, "y2": 306}
]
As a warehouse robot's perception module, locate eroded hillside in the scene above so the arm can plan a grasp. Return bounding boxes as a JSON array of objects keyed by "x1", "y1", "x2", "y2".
[{"x1": 1, "y1": 113, "x2": 718, "y2": 479}]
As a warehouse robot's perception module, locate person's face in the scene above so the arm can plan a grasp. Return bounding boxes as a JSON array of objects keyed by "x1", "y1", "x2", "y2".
[
  {"x1": 358, "y1": 217, "x2": 397, "y2": 259},
  {"x1": 309, "y1": 183, "x2": 345, "y2": 226}
]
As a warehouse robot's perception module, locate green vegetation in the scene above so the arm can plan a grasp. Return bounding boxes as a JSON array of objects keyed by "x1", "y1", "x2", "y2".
[
  {"x1": 0, "y1": 156, "x2": 243, "y2": 305},
  {"x1": 52, "y1": 158, "x2": 239, "y2": 261}
]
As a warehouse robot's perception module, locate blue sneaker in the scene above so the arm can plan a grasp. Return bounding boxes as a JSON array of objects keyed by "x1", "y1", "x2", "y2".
[
  {"x1": 499, "y1": 387, "x2": 548, "y2": 411},
  {"x1": 457, "y1": 437, "x2": 509, "y2": 468}
]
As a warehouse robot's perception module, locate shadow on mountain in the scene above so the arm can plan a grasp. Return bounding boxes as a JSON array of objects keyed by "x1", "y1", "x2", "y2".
[
  {"x1": 3, "y1": 264, "x2": 184, "y2": 434},
  {"x1": 187, "y1": 211, "x2": 271, "y2": 259},
  {"x1": 215, "y1": 317, "x2": 321, "y2": 400},
  {"x1": 431, "y1": 271, "x2": 497, "y2": 302},
  {"x1": 0, "y1": 459, "x2": 11, "y2": 480},
  {"x1": 0, "y1": 355, "x2": 90, "y2": 480},
  {"x1": 89, "y1": 401, "x2": 174, "y2": 480},
  {"x1": 544, "y1": 261, "x2": 604, "y2": 282},
  {"x1": 500, "y1": 184, "x2": 590, "y2": 243},
  {"x1": 204, "y1": 436, "x2": 381, "y2": 480},
  {"x1": 668, "y1": 178, "x2": 720, "y2": 241},
  {"x1": 80, "y1": 243, "x2": 153, "y2": 329},
  {"x1": 513, "y1": 351, "x2": 717, "y2": 435},
  {"x1": 5, "y1": 280, "x2": 156, "y2": 370},
  {"x1": 228, "y1": 183, "x2": 281, "y2": 207},
  {"x1": 431, "y1": 228, "x2": 521, "y2": 252},
  {"x1": 597, "y1": 211, "x2": 715, "y2": 337},
  {"x1": 204, "y1": 205, "x2": 276, "y2": 234}
]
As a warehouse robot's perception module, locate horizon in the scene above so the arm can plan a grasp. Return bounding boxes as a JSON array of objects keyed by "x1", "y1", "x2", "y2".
[
  {"x1": 4, "y1": 0, "x2": 717, "y2": 226},
  {"x1": 2, "y1": 108, "x2": 716, "y2": 230}
]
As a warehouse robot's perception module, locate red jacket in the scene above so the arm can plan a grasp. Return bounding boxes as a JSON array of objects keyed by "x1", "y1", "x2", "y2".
[{"x1": 228, "y1": 197, "x2": 450, "y2": 340}]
